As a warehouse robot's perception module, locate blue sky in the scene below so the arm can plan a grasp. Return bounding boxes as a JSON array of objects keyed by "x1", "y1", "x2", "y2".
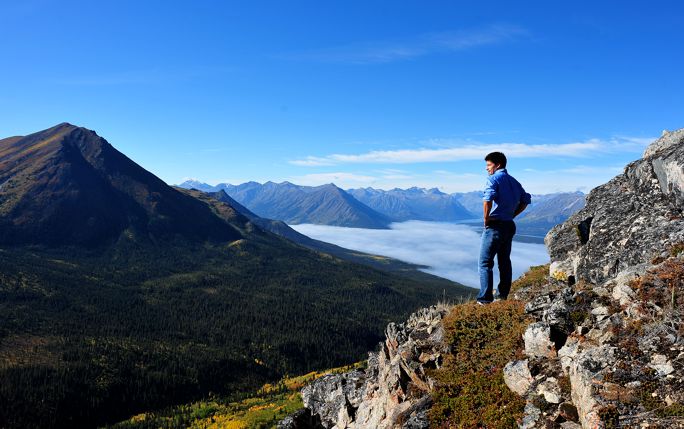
[{"x1": 1, "y1": 0, "x2": 682, "y2": 193}]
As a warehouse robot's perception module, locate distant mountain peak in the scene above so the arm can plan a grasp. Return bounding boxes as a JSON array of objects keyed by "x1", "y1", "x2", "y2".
[
  {"x1": 179, "y1": 178, "x2": 208, "y2": 187},
  {"x1": 426, "y1": 187, "x2": 446, "y2": 195},
  {"x1": 320, "y1": 182, "x2": 340, "y2": 189},
  {"x1": 46, "y1": 121, "x2": 78, "y2": 132}
]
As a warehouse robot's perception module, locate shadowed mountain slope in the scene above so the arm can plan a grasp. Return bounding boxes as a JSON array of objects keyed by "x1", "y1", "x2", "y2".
[{"x1": 0, "y1": 123, "x2": 242, "y2": 246}]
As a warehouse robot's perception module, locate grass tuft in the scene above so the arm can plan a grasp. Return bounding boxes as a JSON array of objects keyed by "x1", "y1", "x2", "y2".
[{"x1": 427, "y1": 300, "x2": 532, "y2": 428}]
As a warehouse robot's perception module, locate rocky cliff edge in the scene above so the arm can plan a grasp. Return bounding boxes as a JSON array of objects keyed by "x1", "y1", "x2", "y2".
[{"x1": 278, "y1": 129, "x2": 684, "y2": 428}]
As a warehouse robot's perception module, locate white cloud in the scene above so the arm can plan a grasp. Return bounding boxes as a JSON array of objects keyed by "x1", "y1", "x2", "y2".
[
  {"x1": 281, "y1": 164, "x2": 624, "y2": 194},
  {"x1": 289, "y1": 157, "x2": 337, "y2": 167},
  {"x1": 277, "y1": 24, "x2": 528, "y2": 65},
  {"x1": 189, "y1": 159, "x2": 630, "y2": 194},
  {"x1": 512, "y1": 165, "x2": 627, "y2": 194},
  {"x1": 288, "y1": 136, "x2": 656, "y2": 166},
  {"x1": 286, "y1": 170, "x2": 488, "y2": 192},
  {"x1": 290, "y1": 220, "x2": 549, "y2": 288}
]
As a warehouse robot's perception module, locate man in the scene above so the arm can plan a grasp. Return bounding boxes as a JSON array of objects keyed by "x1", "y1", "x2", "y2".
[{"x1": 477, "y1": 151, "x2": 531, "y2": 305}]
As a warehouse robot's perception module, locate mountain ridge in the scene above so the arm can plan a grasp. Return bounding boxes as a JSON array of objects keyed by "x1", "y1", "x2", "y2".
[
  {"x1": 179, "y1": 180, "x2": 393, "y2": 229},
  {"x1": 180, "y1": 179, "x2": 586, "y2": 236}
]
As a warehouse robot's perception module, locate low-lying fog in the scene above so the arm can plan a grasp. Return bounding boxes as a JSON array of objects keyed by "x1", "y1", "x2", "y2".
[{"x1": 290, "y1": 220, "x2": 549, "y2": 288}]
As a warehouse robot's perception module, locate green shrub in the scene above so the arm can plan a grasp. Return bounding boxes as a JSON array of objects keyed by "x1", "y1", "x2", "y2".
[
  {"x1": 427, "y1": 300, "x2": 531, "y2": 428},
  {"x1": 511, "y1": 264, "x2": 549, "y2": 294}
]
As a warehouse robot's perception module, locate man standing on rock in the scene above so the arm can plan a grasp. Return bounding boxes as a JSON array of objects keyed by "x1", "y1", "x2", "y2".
[{"x1": 477, "y1": 151, "x2": 531, "y2": 305}]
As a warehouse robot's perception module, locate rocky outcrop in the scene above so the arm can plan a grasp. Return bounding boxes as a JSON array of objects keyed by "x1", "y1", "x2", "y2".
[
  {"x1": 547, "y1": 129, "x2": 684, "y2": 286},
  {"x1": 278, "y1": 305, "x2": 449, "y2": 429},
  {"x1": 280, "y1": 129, "x2": 684, "y2": 429},
  {"x1": 509, "y1": 130, "x2": 684, "y2": 428}
]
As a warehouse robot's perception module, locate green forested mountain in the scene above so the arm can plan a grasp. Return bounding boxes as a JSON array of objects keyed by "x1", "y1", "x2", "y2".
[
  {"x1": 0, "y1": 123, "x2": 242, "y2": 246},
  {"x1": 0, "y1": 124, "x2": 472, "y2": 429}
]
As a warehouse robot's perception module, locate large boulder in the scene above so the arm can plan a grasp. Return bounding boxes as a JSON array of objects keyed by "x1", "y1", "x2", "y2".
[{"x1": 546, "y1": 129, "x2": 684, "y2": 285}]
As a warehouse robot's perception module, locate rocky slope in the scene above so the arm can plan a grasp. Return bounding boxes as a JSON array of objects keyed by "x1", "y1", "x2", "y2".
[
  {"x1": 503, "y1": 129, "x2": 684, "y2": 428},
  {"x1": 278, "y1": 305, "x2": 450, "y2": 429},
  {"x1": 278, "y1": 129, "x2": 684, "y2": 428}
]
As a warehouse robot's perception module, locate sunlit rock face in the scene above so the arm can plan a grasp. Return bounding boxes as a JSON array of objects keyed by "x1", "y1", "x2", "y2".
[
  {"x1": 546, "y1": 129, "x2": 684, "y2": 286},
  {"x1": 511, "y1": 129, "x2": 684, "y2": 428}
]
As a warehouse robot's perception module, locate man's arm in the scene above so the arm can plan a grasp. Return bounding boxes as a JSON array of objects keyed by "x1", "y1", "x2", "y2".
[
  {"x1": 482, "y1": 177, "x2": 497, "y2": 226},
  {"x1": 483, "y1": 200, "x2": 493, "y2": 226},
  {"x1": 512, "y1": 202, "x2": 527, "y2": 218},
  {"x1": 513, "y1": 188, "x2": 532, "y2": 218}
]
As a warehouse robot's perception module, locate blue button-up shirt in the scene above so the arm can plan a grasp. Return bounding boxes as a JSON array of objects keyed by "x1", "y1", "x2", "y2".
[{"x1": 483, "y1": 168, "x2": 532, "y2": 221}]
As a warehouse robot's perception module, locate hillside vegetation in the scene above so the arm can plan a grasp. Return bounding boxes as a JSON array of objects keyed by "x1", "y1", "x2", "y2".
[{"x1": 0, "y1": 124, "x2": 474, "y2": 429}]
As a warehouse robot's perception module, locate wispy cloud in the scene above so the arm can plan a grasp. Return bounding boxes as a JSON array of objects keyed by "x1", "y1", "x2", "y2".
[
  {"x1": 181, "y1": 163, "x2": 626, "y2": 195},
  {"x1": 291, "y1": 221, "x2": 549, "y2": 288},
  {"x1": 285, "y1": 170, "x2": 485, "y2": 193},
  {"x1": 523, "y1": 165, "x2": 625, "y2": 175},
  {"x1": 288, "y1": 136, "x2": 656, "y2": 166},
  {"x1": 375, "y1": 168, "x2": 415, "y2": 180},
  {"x1": 277, "y1": 24, "x2": 528, "y2": 65}
]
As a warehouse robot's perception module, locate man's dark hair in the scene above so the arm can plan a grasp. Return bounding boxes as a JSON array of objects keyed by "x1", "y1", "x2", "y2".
[{"x1": 484, "y1": 151, "x2": 507, "y2": 168}]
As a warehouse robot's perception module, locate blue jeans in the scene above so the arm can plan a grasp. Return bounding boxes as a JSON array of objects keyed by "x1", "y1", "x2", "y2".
[{"x1": 477, "y1": 220, "x2": 516, "y2": 303}]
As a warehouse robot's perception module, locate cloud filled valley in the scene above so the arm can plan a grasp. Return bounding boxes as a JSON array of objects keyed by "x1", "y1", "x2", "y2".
[{"x1": 290, "y1": 220, "x2": 550, "y2": 288}]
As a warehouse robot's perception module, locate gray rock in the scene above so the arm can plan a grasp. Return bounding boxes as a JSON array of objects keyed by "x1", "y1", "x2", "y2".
[
  {"x1": 558, "y1": 336, "x2": 580, "y2": 375},
  {"x1": 503, "y1": 359, "x2": 534, "y2": 396},
  {"x1": 520, "y1": 402, "x2": 542, "y2": 429},
  {"x1": 611, "y1": 282, "x2": 636, "y2": 306},
  {"x1": 590, "y1": 305, "x2": 610, "y2": 322},
  {"x1": 506, "y1": 129, "x2": 684, "y2": 429},
  {"x1": 277, "y1": 408, "x2": 325, "y2": 429},
  {"x1": 648, "y1": 354, "x2": 675, "y2": 377},
  {"x1": 644, "y1": 128, "x2": 684, "y2": 158},
  {"x1": 569, "y1": 345, "x2": 616, "y2": 429},
  {"x1": 536, "y1": 376, "x2": 563, "y2": 403},
  {"x1": 543, "y1": 295, "x2": 572, "y2": 330},
  {"x1": 300, "y1": 370, "x2": 366, "y2": 428},
  {"x1": 546, "y1": 130, "x2": 684, "y2": 286},
  {"x1": 524, "y1": 322, "x2": 556, "y2": 358},
  {"x1": 525, "y1": 294, "x2": 553, "y2": 314},
  {"x1": 283, "y1": 304, "x2": 450, "y2": 429}
]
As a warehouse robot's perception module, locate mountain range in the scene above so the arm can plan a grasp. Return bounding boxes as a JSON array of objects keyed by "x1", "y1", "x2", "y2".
[
  {"x1": 182, "y1": 180, "x2": 392, "y2": 229},
  {"x1": 0, "y1": 123, "x2": 472, "y2": 429},
  {"x1": 347, "y1": 186, "x2": 473, "y2": 222},
  {"x1": 180, "y1": 180, "x2": 585, "y2": 236}
]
